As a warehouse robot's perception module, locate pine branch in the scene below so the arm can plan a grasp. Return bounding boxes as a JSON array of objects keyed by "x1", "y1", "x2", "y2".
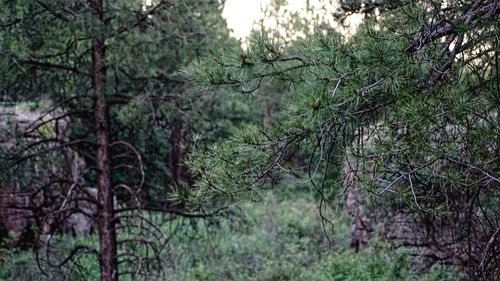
[{"x1": 406, "y1": 0, "x2": 500, "y2": 53}]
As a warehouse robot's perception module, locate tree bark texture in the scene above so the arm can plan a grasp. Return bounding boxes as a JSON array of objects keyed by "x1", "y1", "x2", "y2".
[
  {"x1": 343, "y1": 158, "x2": 373, "y2": 252},
  {"x1": 91, "y1": 0, "x2": 118, "y2": 280}
]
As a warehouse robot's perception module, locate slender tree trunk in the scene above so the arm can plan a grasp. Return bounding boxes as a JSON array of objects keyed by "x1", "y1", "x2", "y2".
[
  {"x1": 168, "y1": 120, "x2": 187, "y2": 186},
  {"x1": 343, "y1": 157, "x2": 373, "y2": 252},
  {"x1": 91, "y1": 0, "x2": 118, "y2": 280}
]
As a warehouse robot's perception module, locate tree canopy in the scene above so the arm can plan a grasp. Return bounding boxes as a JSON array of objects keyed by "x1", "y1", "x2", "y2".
[{"x1": 187, "y1": 1, "x2": 500, "y2": 279}]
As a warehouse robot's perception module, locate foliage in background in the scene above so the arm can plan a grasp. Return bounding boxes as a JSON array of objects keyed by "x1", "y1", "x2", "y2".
[
  {"x1": 0, "y1": 189, "x2": 460, "y2": 281},
  {"x1": 0, "y1": 0, "x2": 265, "y2": 279}
]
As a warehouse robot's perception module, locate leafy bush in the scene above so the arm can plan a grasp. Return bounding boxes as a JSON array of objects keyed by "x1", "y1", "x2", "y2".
[
  {"x1": 298, "y1": 246, "x2": 460, "y2": 281},
  {"x1": 0, "y1": 191, "x2": 461, "y2": 281},
  {"x1": 160, "y1": 192, "x2": 460, "y2": 281}
]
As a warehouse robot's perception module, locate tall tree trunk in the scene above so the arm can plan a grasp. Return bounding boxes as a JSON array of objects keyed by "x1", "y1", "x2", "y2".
[
  {"x1": 91, "y1": 1, "x2": 118, "y2": 280},
  {"x1": 343, "y1": 157, "x2": 373, "y2": 252},
  {"x1": 168, "y1": 120, "x2": 187, "y2": 186}
]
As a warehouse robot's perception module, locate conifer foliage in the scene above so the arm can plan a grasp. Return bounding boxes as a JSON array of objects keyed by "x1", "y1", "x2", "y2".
[
  {"x1": 1, "y1": 0, "x2": 237, "y2": 280},
  {"x1": 188, "y1": 1, "x2": 500, "y2": 279}
]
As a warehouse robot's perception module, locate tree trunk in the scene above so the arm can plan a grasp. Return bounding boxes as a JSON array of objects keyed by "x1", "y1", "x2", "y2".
[
  {"x1": 343, "y1": 157, "x2": 373, "y2": 252},
  {"x1": 168, "y1": 120, "x2": 188, "y2": 186},
  {"x1": 91, "y1": 0, "x2": 118, "y2": 280}
]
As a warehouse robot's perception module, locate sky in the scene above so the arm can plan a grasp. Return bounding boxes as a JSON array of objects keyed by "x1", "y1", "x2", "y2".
[
  {"x1": 142, "y1": 0, "x2": 362, "y2": 41},
  {"x1": 222, "y1": 0, "x2": 273, "y2": 40},
  {"x1": 222, "y1": 0, "x2": 363, "y2": 41}
]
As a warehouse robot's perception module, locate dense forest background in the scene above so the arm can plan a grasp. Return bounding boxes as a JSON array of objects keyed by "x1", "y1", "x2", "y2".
[{"x1": 0, "y1": 0, "x2": 498, "y2": 281}]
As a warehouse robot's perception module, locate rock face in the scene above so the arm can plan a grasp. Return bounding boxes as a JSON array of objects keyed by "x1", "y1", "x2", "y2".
[
  {"x1": 0, "y1": 183, "x2": 37, "y2": 248},
  {"x1": 0, "y1": 184, "x2": 98, "y2": 247},
  {"x1": 379, "y1": 207, "x2": 494, "y2": 271},
  {"x1": 341, "y1": 124, "x2": 498, "y2": 276},
  {"x1": 0, "y1": 105, "x2": 98, "y2": 247},
  {"x1": 63, "y1": 187, "x2": 98, "y2": 237},
  {"x1": 341, "y1": 155, "x2": 489, "y2": 271}
]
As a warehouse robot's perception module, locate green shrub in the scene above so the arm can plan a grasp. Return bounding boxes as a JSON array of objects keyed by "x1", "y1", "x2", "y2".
[
  {"x1": 298, "y1": 246, "x2": 460, "y2": 281},
  {"x1": 0, "y1": 191, "x2": 461, "y2": 281}
]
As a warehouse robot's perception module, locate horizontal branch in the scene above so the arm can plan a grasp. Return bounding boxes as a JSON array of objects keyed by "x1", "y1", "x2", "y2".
[{"x1": 19, "y1": 58, "x2": 89, "y2": 76}]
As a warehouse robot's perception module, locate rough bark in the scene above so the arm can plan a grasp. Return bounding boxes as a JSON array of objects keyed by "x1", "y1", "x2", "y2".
[
  {"x1": 343, "y1": 158, "x2": 373, "y2": 252},
  {"x1": 168, "y1": 121, "x2": 187, "y2": 186},
  {"x1": 91, "y1": 0, "x2": 118, "y2": 280}
]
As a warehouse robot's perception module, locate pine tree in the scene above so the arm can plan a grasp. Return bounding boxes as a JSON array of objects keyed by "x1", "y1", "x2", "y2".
[
  {"x1": 188, "y1": 1, "x2": 500, "y2": 279},
  {"x1": 1, "y1": 0, "x2": 239, "y2": 280}
]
